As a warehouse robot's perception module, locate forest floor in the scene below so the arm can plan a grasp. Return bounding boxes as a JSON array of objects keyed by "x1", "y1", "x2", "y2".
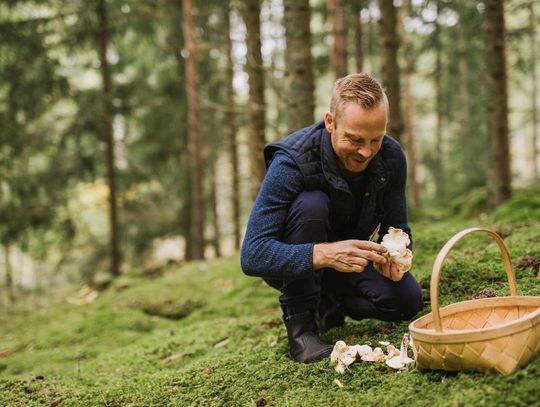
[{"x1": 1, "y1": 188, "x2": 540, "y2": 406}]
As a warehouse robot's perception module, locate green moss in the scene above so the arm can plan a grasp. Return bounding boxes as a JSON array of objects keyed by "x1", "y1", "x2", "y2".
[
  {"x1": 491, "y1": 194, "x2": 540, "y2": 225},
  {"x1": 447, "y1": 187, "x2": 489, "y2": 219},
  {"x1": 1, "y1": 191, "x2": 540, "y2": 405}
]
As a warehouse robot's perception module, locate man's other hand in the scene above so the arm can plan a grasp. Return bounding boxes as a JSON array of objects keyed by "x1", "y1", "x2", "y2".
[{"x1": 376, "y1": 261, "x2": 404, "y2": 282}]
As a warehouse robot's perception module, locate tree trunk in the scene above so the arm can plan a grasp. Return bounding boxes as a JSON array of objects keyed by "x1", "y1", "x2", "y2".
[
  {"x1": 182, "y1": 0, "x2": 205, "y2": 259},
  {"x1": 182, "y1": 167, "x2": 193, "y2": 261},
  {"x1": 378, "y1": 0, "x2": 403, "y2": 142},
  {"x1": 399, "y1": 0, "x2": 420, "y2": 209},
  {"x1": 96, "y1": 0, "x2": 121, "y2": 276},
  {"x1": 224, "y1": 1, "x2": 241, "y2": 250},
  {"x1": 456, "y1": 0, "x2": 473, "y2": 181},
  {"x1": 366, "y1": 7, "x2": 377, "y2": 74},
  {"x1": 351, "y1": 0, "x2": 364, "y2": 73},
  {"x1": 242, "y1": 0, "x2": 266, "y2": 201},
  {"x1": 329, "y1": 0, "x2": 347, "y2": 79},
  {"x1": 529, "y1": 1, "x2": 539, "y2": 180},
  {"x1": 4, "y1": 243, "x2": 14, "y2": 305},
  {"x1": 210, "y1": 162, "x2": 222, "y2": 258},
  {"x1": 484, "y1": 0, "x2": 511, "y2": 207},
  {"x1": 283, "y1": 0, "x2": 314, "y2": 133},
  {"x1": 433, "y1": 0, "x2": 445, "y2": 201}
]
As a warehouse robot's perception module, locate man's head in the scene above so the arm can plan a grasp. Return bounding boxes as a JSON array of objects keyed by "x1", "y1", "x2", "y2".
[{"x1": 324, "y1": 73, "x2": 388, "y2": 174}]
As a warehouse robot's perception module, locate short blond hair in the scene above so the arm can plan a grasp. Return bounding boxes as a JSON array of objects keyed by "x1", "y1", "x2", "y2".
[{"x1": 330, "y1": 73, "x2": 386, "y2": 118}]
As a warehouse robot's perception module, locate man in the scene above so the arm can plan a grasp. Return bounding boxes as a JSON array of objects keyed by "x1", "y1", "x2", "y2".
[{"x1": 240, "y1": 73, "x2": 423, "y2": 364}]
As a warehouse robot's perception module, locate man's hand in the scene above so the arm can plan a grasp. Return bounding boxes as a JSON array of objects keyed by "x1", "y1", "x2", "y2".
[
  {"x1": 313, "y1": 240, "x2": 388, "y2": 273},
  {"x1": 376, "y1": 261, "x2": 404, "y2": 282}
]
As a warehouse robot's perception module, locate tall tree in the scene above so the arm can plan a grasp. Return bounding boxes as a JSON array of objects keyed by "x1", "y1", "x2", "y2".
[
  {"x1": 96, "y1": 0, "x2": 121, "y2": 276},
  {"x1": 182, "y1": 0, "x2": 205, "y2": 258},
  {"x1": 223, "y1": 1, "x2": 241, "y2": 250},
  {"x1": 529, "y1": 0, "x2": 539, "y2": 180},
  {"x1": 432, "y1": 0, "x2": 445, "y2": 201},
  {"x1": 484, "y1": 0, "x2": 511, "y2": 206},
  {"x1": 378, "y1": 0, "x2": 403, "y2": 142},
  {"x1": 4, "y1": 244, "x2": 14, "y2": 305},
  {"x1": 242, "y1": 0, "x2": 266, "y2": 201},
  {"x1": 283, "y1": 0, "x2": 314, "y2": 132},
  {"x1": 456, "y1": 0, "x2": 473, "y2": 184},
  {"x1": 210, "y1": 162, "x2": 222, "y2": 258},
  {"x1": 351, "y1": 0, "x2": 364, "y2": 73},
  {"x1": 329, "y1": 0, "x2": 348, "y2": 78},
  {"x1": 399, "y1": 0, "x2": 420, "y2": 209}
]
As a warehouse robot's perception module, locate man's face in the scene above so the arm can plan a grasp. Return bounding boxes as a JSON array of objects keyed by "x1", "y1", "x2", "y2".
[{"x1": 324, "y1": 101, "x2": 387, "y2": 174}]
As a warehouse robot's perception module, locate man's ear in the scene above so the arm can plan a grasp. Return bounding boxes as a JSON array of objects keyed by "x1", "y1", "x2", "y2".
[{"x1": 324, "y1": 111, "x2": 334, "y2": 134}]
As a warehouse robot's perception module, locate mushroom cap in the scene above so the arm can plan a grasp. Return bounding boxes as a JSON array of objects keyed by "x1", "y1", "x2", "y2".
[
  {"x1": 360, "y1": 346, "x2": 385, "y2": 362},
  {"x1": 381, "y1": 227, "x2": 410, "y2": 254}
]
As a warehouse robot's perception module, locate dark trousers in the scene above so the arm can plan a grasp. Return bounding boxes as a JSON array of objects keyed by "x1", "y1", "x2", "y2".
[{"x1": 263, "y1": 191, "x2": 423, "y2": 322}]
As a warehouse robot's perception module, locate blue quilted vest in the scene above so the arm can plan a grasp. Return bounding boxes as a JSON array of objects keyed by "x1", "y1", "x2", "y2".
[{"x1": 264, "y1": 121, "x2": 404, "y2": 240}]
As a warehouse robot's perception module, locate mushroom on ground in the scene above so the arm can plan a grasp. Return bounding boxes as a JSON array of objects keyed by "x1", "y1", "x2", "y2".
[
  {"x1": 330, "y1": 335, "x2": 417, "y2": 372},
  {"x1": 360, "y1": 347, "x2": 385, "y2": 362},
  {"x1": 384, "y1": 333, "x2": 415, "y2": 370},
  {"x1": 330, "y1": 341, "x2": 358, "y2": 373}
]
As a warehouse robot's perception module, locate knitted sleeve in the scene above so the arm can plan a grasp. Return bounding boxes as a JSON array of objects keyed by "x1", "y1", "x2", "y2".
[{"x1": 240, "y1": 152, "x2": 314, "y2": 280}]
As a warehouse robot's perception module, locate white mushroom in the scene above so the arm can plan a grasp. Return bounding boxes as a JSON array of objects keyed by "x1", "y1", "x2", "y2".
[
  {"x1": 375, "y1": 227, "x2": 413, "y2": 275},
  {"x1": 384, "y1": 333, "x2": 415, "y2": 370},
  {"x1": 330, "y1": 335, "x2": 416, "y2": 373},
  {"x1": 385, "y1": 344, "x2": 400, "y2": 359},
  {"x1": 349, "y1": 344, "x2": 373, "y2": 359},
  {"x1": 330, "y1": 341, "x2": 358, "y2": 373},
  {"x1": 360, "y1": 346, "x2": 385, "y2": 362}
]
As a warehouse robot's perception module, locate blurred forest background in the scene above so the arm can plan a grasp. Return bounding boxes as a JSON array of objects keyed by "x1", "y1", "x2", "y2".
[{"x1": 1, "y1": 0, "x2": 539, "y2": 309}]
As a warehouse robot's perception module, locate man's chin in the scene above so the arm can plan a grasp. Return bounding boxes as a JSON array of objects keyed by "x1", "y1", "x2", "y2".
[{"x1": 347, "y1": 160, "x2": 369, "y2": 173}]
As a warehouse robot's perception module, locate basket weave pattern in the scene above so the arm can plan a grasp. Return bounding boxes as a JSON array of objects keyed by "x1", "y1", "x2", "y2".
[{"x1": 409, "y1": 228, "x2": 540, "y2": 374}]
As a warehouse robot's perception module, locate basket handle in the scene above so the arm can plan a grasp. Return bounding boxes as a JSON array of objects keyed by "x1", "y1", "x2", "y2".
[{"x1": 430, "y1": 227, "x2": 518, "y2": 333}]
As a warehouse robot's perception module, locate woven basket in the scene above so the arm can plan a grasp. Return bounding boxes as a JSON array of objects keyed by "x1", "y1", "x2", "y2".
[{"x1": 409, "y1": 228, "x2": 540, "y2": 374}]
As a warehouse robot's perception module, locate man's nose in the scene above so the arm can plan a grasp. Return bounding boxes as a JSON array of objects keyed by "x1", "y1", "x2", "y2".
[{"x1": 357, "y1": 145, "x2": 371, "y2": 157}]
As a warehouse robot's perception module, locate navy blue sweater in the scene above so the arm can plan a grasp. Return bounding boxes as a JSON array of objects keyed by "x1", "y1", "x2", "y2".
[{"x1": 241, "y1": 122, "x2": 410, "y2": 281}]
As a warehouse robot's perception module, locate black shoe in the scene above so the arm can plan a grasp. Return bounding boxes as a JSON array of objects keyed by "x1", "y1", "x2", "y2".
[
  {"x1": 283, "y1": 310, "x2": 333, "y2": 363},
  {"x1": 318, "y1": 294, "x2": 346, "y2": 334}
]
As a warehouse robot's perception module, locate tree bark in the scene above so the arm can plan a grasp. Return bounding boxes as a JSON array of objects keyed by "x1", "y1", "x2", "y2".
[
  {"x1": 223, "y1": 1, "x2": 241, "y2": 250},
  {"x1": 4, "y1": 243, "x2": 14, "y2": 305},
  {"x1": 242, "y1": 0, "x2": 266, "y2": 201},
  {"x1": 329, "y1": 0, "x2": 348, "y2": 79},
  {"x1": 529, "y1": 1, "x2": 539, "y2": 180},
  {"x1": 433, "y1": 0, "x2": 445, "y2": 201},
  {"x1": 210, "y1": 162, "x2": 222, "y2": 258},
  {"x1": 378, "y1": 0, "x2": 403, "y2": 143},
  {"x1": 283, "y1": 0, "x2": 314, "y2": 133},
  {"x1": 399, "y1": 0, "x2": 420, "y2": 209},
  {"x1": 484, "y1": 0, "x2": 511, "y2": 206},
  {"x1": 96, "y1": 0, "x2": 121, "y2": 276},
  {"x1": 456, "y1": 0, "x2": 473, "y2": 180},
  {"x1": 182, "y1": 0, "x2": 205, "y2": 259},
  {"x1": 351, "y1": 0, "x2": 364, "y2": 73}
]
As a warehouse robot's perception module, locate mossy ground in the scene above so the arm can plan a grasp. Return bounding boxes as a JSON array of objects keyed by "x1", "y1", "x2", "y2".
[{"x1": 1, "y1": 193, "x2": 540, "y2": 406}]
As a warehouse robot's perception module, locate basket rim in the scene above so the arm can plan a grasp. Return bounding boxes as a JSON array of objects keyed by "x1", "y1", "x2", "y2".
[{"x1": 409, "y1": 295, "x2": 540, "y2": 343}]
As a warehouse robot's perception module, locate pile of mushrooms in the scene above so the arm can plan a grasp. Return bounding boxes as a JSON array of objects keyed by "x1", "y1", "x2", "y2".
[
  {"x1": 330, "y1": 333, "x2": 415, "y2": 373},
  {"x1": 374, "y1": 227, "x2": 413, "y2": 276}
]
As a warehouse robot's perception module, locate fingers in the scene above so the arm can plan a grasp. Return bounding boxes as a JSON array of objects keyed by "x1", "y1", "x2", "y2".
[
  {"x1": 350, "y1": 240, "x2": 387, "y2": 254},
  {"x1": 357, "y1": 249, "x2": 387, "y2": 265},
  {"x1": 389, "y1": 263, "x2": 404, "y2": 282}
]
